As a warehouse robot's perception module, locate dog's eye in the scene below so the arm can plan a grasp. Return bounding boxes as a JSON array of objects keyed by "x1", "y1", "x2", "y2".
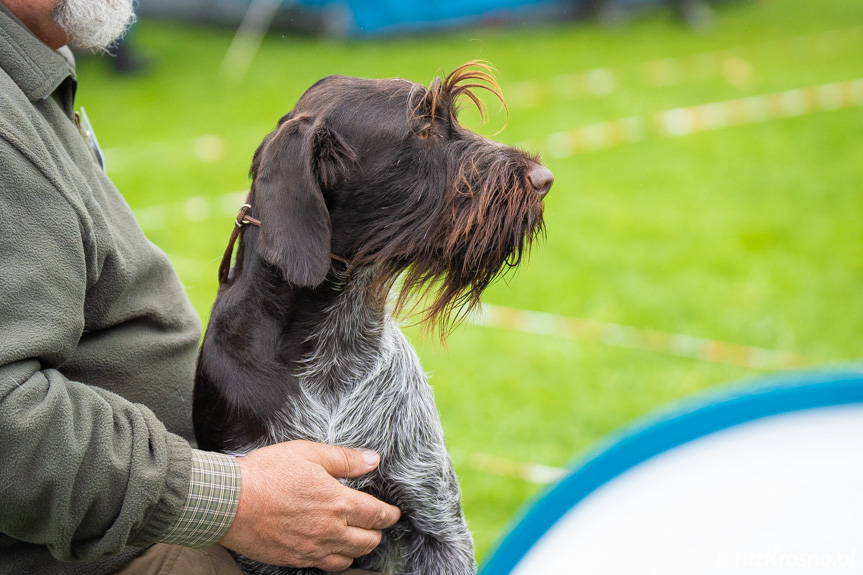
[{"x1": 417, "y1": 126, "x2": 432, "y2": 140}]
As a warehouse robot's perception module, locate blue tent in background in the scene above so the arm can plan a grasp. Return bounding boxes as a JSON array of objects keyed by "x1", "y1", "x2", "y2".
[
  {"x1": 140, "y1": 0, "x2": 580, "y2": 37},
  {"x1": 294, "y1": 0, "x2": 573, "y2": 36}
]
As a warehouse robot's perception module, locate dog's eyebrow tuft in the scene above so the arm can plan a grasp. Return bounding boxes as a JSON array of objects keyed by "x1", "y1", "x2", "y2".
[{"x1": 409, "y1": 60, "x2": 508, "y2": 132}]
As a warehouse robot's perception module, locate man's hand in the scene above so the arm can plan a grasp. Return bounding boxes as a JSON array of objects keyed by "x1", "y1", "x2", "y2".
[{"x1": 218, "y1": 441, "x2": 401, "y2": 571}]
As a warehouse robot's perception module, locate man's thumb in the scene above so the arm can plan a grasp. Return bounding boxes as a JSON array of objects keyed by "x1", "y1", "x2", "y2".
[{"x1": 307, "y1": 443, "x2": 381, "y2": 478}]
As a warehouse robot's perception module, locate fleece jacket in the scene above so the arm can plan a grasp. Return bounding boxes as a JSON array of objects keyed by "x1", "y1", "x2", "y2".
[{"x1": 0, "y1": 5, "x2": 203, "y2": 574}]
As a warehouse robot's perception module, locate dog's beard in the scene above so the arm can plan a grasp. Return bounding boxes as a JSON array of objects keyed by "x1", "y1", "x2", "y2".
[
  {"x1": 53, "y1": 0, "x2": 136, "y2": 51},
  {"x1": 356, "y1": 150, "x2": 545, "y2": 341}
]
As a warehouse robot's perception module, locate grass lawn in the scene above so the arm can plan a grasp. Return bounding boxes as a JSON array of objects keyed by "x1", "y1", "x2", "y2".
[{"x1": 75, "y1": 0, "x2": 862, "y2": 561}]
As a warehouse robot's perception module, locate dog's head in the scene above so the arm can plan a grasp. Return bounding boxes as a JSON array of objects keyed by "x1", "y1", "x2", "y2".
[{"x1": 248, "y1": 61, "x2": 552, "y2": 337}]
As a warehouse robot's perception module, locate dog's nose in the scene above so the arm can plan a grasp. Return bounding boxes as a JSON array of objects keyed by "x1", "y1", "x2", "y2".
[{"x1": 528, "y1": 164, "x2": 554, "y2": 199}]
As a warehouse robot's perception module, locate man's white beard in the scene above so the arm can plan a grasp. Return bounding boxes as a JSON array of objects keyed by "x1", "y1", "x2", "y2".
[{"x1": 53, "y1": 0, "x2": 137, "y2": 51}]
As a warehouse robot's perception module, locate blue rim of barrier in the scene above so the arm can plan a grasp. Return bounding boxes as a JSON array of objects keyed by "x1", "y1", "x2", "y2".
[{"x1": 478, "y1": 368, "x2": 863, "y2": 575}]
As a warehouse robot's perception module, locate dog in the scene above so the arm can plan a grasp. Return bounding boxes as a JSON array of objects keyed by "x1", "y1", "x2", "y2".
[{"x1": 193, "y1": 61, "x2": 553, "y2": 575}]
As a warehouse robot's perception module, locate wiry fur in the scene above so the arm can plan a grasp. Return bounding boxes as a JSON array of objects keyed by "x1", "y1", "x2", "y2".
[{"x1": 194, "y1": 62, "x2": 551, "y2": 575}]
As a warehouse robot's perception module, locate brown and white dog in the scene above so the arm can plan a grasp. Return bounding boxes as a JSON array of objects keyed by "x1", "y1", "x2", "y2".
[{"x1": 193, "y1": 62, "x2": 552, "y2": 575}]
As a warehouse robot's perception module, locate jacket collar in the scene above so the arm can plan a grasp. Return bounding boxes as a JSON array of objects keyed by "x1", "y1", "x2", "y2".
[{"x1": 0, "y1": 3, "x2": 76, "y2": 102}]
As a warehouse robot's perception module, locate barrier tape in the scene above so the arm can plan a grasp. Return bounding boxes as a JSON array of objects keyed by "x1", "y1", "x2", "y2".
[
  {"x1": 453, "y1": 450, "x2": 568, "y2": 485},
  {"x1": 525, "y1": 78, "x2": 863, "y2": 158},
  {"x1": 504, "y1": 27, "x2": 862, "y2": 108},
  {"x1": 469, "y1": 303, "x2": 807, "y2": 370}
]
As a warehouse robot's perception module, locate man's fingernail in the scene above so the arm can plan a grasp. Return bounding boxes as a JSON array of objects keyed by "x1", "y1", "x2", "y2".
[{"x1": 362, "y1": 450, "x2": 380, "y2": 467}]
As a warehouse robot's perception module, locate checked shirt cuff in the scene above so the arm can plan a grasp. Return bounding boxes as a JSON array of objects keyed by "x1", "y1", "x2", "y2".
[{"x1": 159, "y1": 449, "x2": 241, "y2": 548}]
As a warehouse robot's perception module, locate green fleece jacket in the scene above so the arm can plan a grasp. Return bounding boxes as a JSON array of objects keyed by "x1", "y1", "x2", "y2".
[{"x1": 0, "y1": 5, "x2": 203, "y2": 574}]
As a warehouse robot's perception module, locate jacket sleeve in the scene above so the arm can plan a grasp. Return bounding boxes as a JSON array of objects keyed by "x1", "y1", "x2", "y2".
[{"x1": 0, "y1": 139, "x2": 193, "y2": 561}]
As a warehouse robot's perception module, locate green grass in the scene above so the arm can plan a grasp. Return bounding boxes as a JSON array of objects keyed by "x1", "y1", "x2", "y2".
[{"x1": 75, "y1": 0, "x2": 863, "y2": 561}]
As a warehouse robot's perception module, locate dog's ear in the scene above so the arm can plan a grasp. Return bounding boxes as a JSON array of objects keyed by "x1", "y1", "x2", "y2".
[
  {"x1": 253, "y1": 117, "x2": 329, "y2": 287},
  {"x1": 252, "y1": 117, "x2": 357, "y2": 287},
  {"x1": 312, "y1": 123, "x2": 359, "y2": 192}
]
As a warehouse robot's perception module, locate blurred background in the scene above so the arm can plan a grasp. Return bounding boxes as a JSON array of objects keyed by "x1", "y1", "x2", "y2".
[{"x1": 75, "y1": 0, "x2": 862, "y2": 562}]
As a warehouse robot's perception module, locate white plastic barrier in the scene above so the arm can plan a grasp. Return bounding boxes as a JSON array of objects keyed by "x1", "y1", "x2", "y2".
[{"x1": 480, "y1": 370, "x2": 863, "y2": 574}]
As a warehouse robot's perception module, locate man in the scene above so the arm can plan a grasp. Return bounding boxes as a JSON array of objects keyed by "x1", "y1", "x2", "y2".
[{"x1": 0, "y1": 1, "x2": 400, "y2": 573}]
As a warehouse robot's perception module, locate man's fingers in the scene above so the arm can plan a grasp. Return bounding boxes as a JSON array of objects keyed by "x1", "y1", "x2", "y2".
[
  {"x1": 299, "y1": 441, "x2": 381, "y2": 478},
  {"x1": 344, "y1": 489, "x2": 402, "y2": 530},
  {"x1": 292, "y1": 440, "x2": 401, "y2": 529}
]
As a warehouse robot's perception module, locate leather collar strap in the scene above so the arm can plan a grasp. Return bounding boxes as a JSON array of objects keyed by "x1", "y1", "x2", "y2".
[
  {"x1": 218, "y1": 197, "x2": 350, "y2": 284},
  {"x1": 218, "y1": 201, "x2": 259, "y2": 284}
]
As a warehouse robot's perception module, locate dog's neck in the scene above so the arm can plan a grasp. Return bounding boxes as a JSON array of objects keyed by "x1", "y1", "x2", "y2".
[
  {"x1": 224, "y1": 233, "x2": 389, "y2": 368},
  {"x1": 293, "y1": 266, "x2": 394, "y2": 394}
]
